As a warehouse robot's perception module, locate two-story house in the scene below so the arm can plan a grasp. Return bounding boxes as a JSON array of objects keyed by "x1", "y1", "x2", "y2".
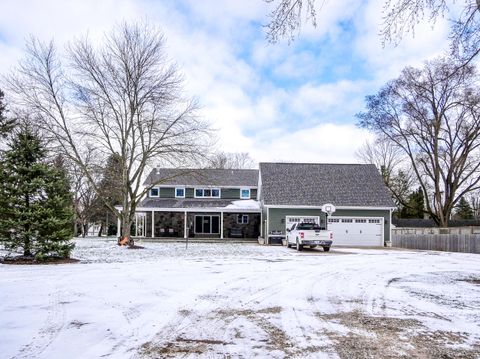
[
  {"x1": 130, "y1": 168, "x2": 261, "y2": 239},
  {"x1": 123, "y1": 163, "x2": 395, "y2": 246}
]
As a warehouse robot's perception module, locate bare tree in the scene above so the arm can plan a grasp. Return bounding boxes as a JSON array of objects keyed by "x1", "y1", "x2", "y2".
[
  {"x1": 381, "y1": 0, "x2": 480, "y2": 66},
  {"x1": 355, "y1": 136, "x2": 403, "y2": 185},
  {"x1": 356, "y1": 136, "x2": 417, "y2": 210},
  {"x1": 264, "y1": 0, "x2": 318, "y2": 43},
  {"x1": 357, "y1": 57, "x2": 480, "y2": 227},
  {"x1": 68, "y1": 147, "x2": 99, "y2": 237},
  {"x1": 265, "y1": 0, "x2": 480, "y2": 65},
  {"x1": 0, "y1": 89, "x2": 16, "y2": 139},
  {"x1": 5, "y1": 23, "x2": 210, "y2": 245},
  {"x1": 207, "y1": 151, "x2": 257, "y2": 169},
  {"x1": 468, "y1": 191, "x2": 480, "y2": 220}
]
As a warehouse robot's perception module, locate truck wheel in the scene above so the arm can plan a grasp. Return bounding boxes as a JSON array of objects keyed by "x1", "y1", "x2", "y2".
[
  {"x1": 323, "y1": 246, "x2": 330, "y2": 252},
  {"x1": 296, "y1": 239, "x2": 303, "y2": 251}
]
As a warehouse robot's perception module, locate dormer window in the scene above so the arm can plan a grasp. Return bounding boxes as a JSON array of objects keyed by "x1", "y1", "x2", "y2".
[
  {"x1": 194, "y1": 188, "x2": 221, "y2": 198},
  {"x1": 150, "y1": 187, "x2": 159, "y2": 197},
  {"x1": 240, "y1": 188, "x2": 250, "y2": 199},
  {"x1": 175, "y1": 187, "x2": 185, "y2": 198}
]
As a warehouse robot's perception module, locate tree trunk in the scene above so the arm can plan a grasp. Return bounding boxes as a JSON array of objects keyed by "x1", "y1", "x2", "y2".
[
  {"x1": 24, "y1": 193, "x2": 31, "y2": 257},
  {"x1": 82, "y1": 222, "x2": 87, "y2": 237},
  {"x1": 120, "y1": 214, "x2": 134, "y2": 247}
]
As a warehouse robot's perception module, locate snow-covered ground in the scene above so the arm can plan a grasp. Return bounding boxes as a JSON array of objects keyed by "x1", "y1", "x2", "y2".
[{"x1": 1, "y1": 238, "x2": 480, "y2": 358}]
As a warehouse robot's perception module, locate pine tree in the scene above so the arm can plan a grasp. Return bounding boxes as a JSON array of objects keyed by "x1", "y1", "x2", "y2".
[
  {"x1": 0, "y1": 125, "x2": 74, "y2": 259},
  {"x1": 91, "y1": 153, "x2": 123, "y2": 235},
  {"x1": 400, "y1": 187, "x2": 425, "y2": 218},
  {"x1": 455, "y1": 197, "x2": 474, "y2": 220}
]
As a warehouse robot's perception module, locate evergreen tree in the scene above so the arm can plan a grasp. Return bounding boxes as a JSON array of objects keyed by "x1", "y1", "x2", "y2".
[
  {"x1": 455, "y1": 197, "x2": 474, "y2": 220},
  {"x1": 91, "y1": 153, "x2": 123, "y2": 235},
  {"x1": 400, "y1": 187, "x2": 425, "y2": 218},
  {"x1": 0, "y1": 125, "x2": 74, "y2": 259}
]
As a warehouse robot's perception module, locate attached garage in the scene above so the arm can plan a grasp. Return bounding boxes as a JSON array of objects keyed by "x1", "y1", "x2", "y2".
[
  {"x1": 327, "y1": 216, "x2": 383, "y2": 246},
  {"x1": 259, "y1": 162, "x2": 396, "y2": 246}
]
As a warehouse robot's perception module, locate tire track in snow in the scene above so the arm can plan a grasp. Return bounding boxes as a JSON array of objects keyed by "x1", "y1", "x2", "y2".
[{"x1": 14, "y1": 289, "x2": 66, "y2": 359}]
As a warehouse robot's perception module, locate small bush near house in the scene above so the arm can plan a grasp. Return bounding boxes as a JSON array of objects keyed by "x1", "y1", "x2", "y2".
[{"x1": 0, "y1": 124, "x2": 75, "y2": 262}]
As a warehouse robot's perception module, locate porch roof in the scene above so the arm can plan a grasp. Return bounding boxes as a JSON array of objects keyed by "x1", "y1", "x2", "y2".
[{"x1": 136, "y1": 198, "x2": 261, "y2": 213}]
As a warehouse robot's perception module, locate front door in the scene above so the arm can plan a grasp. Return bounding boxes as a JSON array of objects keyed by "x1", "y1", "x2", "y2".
[{"x1": 195, "y1": 215, "x2": 220, "y2": 235}]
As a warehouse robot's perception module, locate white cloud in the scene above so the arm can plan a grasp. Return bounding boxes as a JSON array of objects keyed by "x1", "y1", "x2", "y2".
[
  {"x1": 252, "y1": 123, "x2": 374, "y2": 163},
  {"x1": 353, "y1": 0, "x2": 452, "y2": 83},
  {"x1": 0, "y1": 0, "x2": 457, "y2": 167}
]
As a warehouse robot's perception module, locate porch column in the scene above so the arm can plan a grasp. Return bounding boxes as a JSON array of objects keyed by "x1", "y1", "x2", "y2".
[
  {"x1": 220, "y1": 211, "x2": 224, "y2": 239},
  {"x1": 184, "y1": 211, "x2": 188, "y2": 239},
  {"x1": 260, "y1": 211, "x2": 263, "y2": 238},
  {"x1": 151, "y1": 210, "x2": 155, "y2": 238},
  {"x1": 117, "y1": 216, "x2": 121, "y2": 237}
]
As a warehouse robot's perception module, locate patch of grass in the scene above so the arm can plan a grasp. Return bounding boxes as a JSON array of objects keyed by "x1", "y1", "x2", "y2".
[{"x1": 319, "y1": 310, "x2": 479, "y2": 359}]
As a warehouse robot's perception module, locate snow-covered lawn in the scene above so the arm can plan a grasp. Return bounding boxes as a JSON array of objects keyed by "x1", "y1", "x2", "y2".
[{"x1": 1, "y1": 238, "x2": 480, "y2": 358}]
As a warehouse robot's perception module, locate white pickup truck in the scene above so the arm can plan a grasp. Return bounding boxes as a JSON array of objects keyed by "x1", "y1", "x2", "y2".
[{"x1": 286, "y1": 222, "x2": 333, "y2": 252}]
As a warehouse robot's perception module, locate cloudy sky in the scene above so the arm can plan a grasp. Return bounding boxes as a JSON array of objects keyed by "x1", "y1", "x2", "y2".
[{"x1": 0, "y1": 0, "x2": 453, "y2": 164}]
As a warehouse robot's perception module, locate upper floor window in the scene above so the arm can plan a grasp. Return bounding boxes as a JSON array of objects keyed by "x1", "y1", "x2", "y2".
[
  {"x1": 195, "y1": 188, "x2": 220, "y2": 198},
  {"x1": 175, "y1": 187, "x2": 185, "y2": 198},
  {"x1": 240, "y1": 188, "x2": 251, "y2": 199},
  {"x1": 150, "y1": 187, "x2": 159, "y2": 197}
]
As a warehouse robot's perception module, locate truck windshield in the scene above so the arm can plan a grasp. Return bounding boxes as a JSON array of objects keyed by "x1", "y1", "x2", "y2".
[{"x1": 296, "y1": 223, "x2": 321, "y2": 230}]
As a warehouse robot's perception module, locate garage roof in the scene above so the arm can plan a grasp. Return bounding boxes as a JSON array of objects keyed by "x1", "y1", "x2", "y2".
[
  {"x1": 144, "y1": 168, "x2": 258, "y2": 187},
  {"x1": 260, "y1": 162, "x2": 395, "y2": 208}
]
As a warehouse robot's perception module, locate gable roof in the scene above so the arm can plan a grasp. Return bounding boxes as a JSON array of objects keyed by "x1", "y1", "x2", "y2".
[
  {"x1": 259, "y1": 162, "x2": 395, "y2": 208},
  {"x1": 144, "y1": 168, "x2": 259, "y2": 187}
]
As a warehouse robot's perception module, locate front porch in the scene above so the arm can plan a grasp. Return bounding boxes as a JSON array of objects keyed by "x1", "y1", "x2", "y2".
[{"x1": 119, "y1": 209, "x2": 261, "y2": 240}]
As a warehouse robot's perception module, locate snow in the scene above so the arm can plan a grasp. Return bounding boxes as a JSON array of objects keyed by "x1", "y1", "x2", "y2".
[
  {"x1": 1, "y1": 238, "x2": 480, "y2": 358},
  {"x1": 222, "y1": 199, "x2": 260, "y2": 210}
]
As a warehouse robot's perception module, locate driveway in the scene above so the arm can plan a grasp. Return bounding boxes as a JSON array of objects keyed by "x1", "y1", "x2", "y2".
[{"x1": 1, "y1": 238, "x2": 479, "y2": 358}]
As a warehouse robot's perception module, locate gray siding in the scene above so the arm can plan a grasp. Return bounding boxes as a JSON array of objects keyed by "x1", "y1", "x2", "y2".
[
  {"x1": 159, "y1": 187, "x2": 175, "y2": 198},
  {"x1": 186, "y1": 188, "x2": 195, "y2": 198},
  {"x1": 267, "y1": 208, "x2": 326, "y2": 233},
  {"x1": 222, "y1": 188, "x2": 240, "y2": 199},
  {"x1": 331, "y1": 209, "x2": 391, "y2": 242}
]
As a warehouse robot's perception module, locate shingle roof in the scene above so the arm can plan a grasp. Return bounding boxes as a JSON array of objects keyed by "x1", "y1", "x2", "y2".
[
  {"x1": 138, "y1": 198, "x2": 260, "y2": 211},
  {"x1": 259, "y1": 162, "x2": 395, "y2": 208},
  {"x1": 144, "y1": 168, "x2": 259, "y2": 187}
]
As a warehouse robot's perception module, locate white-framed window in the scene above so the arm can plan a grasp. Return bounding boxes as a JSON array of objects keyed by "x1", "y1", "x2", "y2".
[
  {"x1": 240, "y1": 188, "x2": 251, "y2": 199},
  {"x1": 194, "y1": 188, "x2": 221, "y2": 198},
  {"x1": 237, "y1": 214, "x2": 249, "y2": 224},
  {"x1": 175, "y1": 187, "x2": 185, "y2": 198},
  {"x1": 150, "y1": 187, "x2": 159, "y2": 197}
]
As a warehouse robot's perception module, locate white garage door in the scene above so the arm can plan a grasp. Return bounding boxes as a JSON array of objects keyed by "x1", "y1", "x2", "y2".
[{"x1": 327, "y1": 217, "x2": 383, "y2": 246}]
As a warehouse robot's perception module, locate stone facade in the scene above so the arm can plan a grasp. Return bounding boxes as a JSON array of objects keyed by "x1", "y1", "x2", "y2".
[
  {"x1": 144, "y1": 211, "x2": 185, "y2": 237},
  {"x1": 138, "y1": 211, "x2": 260, "y2": 239},
  {"x1": 223, "y1": 213, "x2": 260, "y2": 238}
]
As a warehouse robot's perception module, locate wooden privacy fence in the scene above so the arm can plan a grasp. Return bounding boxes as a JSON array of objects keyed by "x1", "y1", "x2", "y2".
[{"x1": 392, "y1": 234, "x2": 480, "y2": 254}]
